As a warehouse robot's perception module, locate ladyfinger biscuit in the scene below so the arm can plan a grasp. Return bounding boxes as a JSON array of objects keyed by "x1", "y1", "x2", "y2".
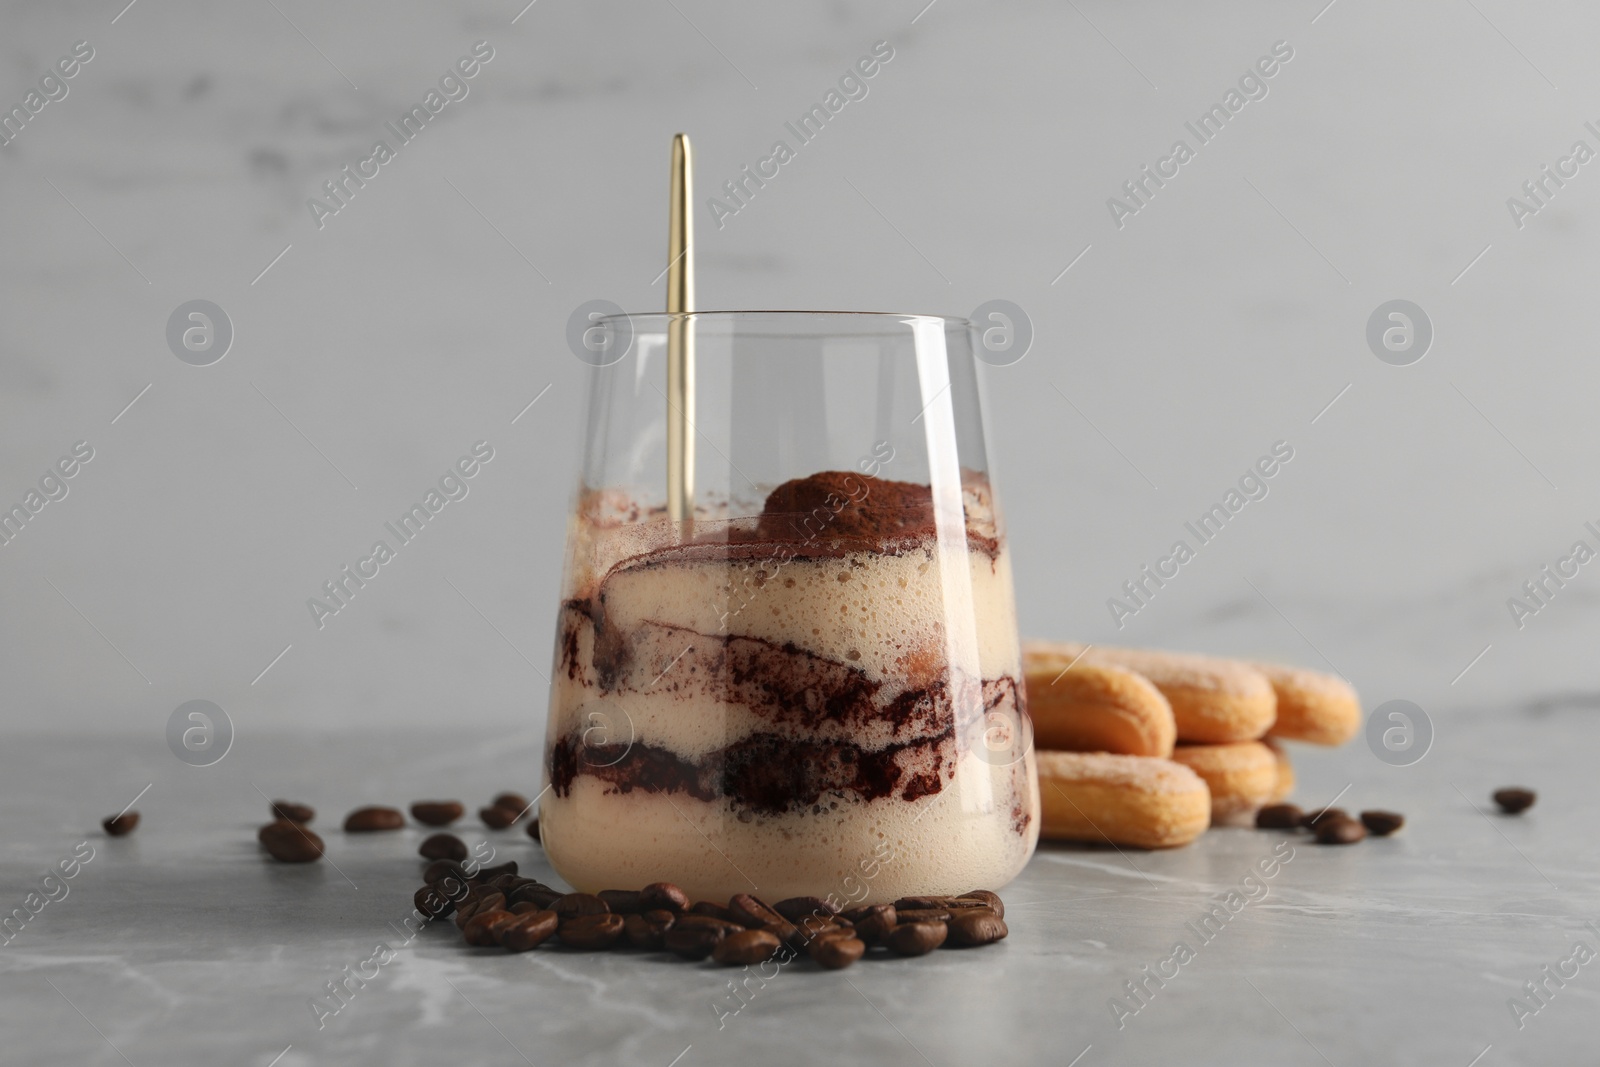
[
  {"x1": 1250, "y1": 661, "x2": 1361, "y2": 746},
  {"x1": 1023, "y1": 642, "x2": 1275, "y2": 744},
  {"x1": 1036, "y1": 751, "x2": 1210, "y2": 849},
  {"x1": 1023, "y1": 648, "x2": 1176, "y2": 757},
  {"x1": 1170, "y1": 741, "x2": 1278, "y2": 822},
  {"x1": 1264, "y1": 737, "x2": 1295, "y2": 803}
]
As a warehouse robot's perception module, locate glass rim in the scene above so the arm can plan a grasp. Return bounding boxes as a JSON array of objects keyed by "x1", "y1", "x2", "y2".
[{"x1": 597, "y1": 309, "x2": 974, "y2": 327}]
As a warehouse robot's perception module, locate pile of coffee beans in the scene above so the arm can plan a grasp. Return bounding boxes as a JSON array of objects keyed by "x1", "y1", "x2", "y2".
[
  {"x1": 251, "y1": 793, "x2": 537, "y2": 865},
  {"x1": 1253, "y1": 803, "x2": 1403, "y2": 845},
  {"x1": 1255, "y1": 785, "x2": 1537, "y2": 844},
  {"x1": 412, "y1": 864, "x2": 1007, "y2": 970}
]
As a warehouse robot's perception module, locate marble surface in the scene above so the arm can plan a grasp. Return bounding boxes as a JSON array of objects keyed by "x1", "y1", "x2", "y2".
[{"x1": 1, "y1": 719, "x2": 1593, "y2": 1067}]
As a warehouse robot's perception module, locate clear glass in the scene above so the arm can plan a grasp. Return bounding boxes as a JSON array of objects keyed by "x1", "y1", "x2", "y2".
[{"x1": 541, "y1": 311, "x2": 1038, "y2": 904}]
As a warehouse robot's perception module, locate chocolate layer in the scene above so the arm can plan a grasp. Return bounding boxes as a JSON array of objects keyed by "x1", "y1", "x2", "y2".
[
  {"x1": 559, "y1": 602, "x2": 950, "y2": 738},
  {"x1": 548, "y1": 675, "x2": 1022, "y2": 815}
]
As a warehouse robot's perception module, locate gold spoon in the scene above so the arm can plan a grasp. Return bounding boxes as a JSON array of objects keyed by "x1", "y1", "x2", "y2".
[{"x1": 666, "y1": 133, "x2": 695, "y2": 524}]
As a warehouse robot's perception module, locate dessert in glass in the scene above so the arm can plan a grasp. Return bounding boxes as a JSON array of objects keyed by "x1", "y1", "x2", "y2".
[{"x1": 541, "y1": 311, "x2": 1037, "y2": 903}]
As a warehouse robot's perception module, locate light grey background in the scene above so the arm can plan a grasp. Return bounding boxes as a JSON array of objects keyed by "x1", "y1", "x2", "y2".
[{"x1": 1, "y1": 0, "x2": 1593, "y2": 733}]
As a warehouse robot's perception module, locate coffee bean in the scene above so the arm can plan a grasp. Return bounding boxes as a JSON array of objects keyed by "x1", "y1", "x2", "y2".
[
  {"x1": 1301, "y1": 807, "x2": 1349, "y2": 830},
  {"x1": 888, "y1": 921, "x2": 947, "y2": 956},
  {"x1": 728, "y1": 893, "x2": 784, "y2": 929},
  {"x1": 598, "y1": 890, "x2": 643, "y2": 914},
  {"x1": 492, "y1": 793, "x2": 531, "y2": 820},
  {"x1": 486, "y1": 874, "x2": 526, "y2": 892},
  {"x1": 455, "y1": 891, "x2": 506, "y2": 930},
  {"x1": 673, "y1": 914, "x2": 745, "y2": 936},
  {"x1": 946, "y1": 911, "x2": 1007, "y2": 947},
  {"x1": 479, "y1": 806, "x2": 516, "y2": 830},
  {"x1": 842, "y1": 904, "x2": 896, "y2": 946},
  {"x1": 271, "y1": 800, "x2": 314, "y2": 824},
  {"x1": 895, "y1": 908, "x2": 953, "y2": 924},
  {"x1": 344, "y1": 806, "x2": 405, "y2": 832},
  {"x1": 640, "y1": 882, "x2": 689, "y2": 913},
  {"x1": 433, "y1": 877, "x2": 470, "y2": 905},
  {"x1": 452, "y1": 895, "x2": 486, "y2": 921},
  {"x1": 774, "y1": 896, "x2": 837, "y2": 923},
  {"x1": 496, "y1": 876, "x2": 540, "y2": 895},
  {"x1": 464, "y1": 908, "x2": 517, "y2": 947},
  {"x1": 952, "y1": 900, "x2": 1001, "y2": 918},
  {"x1": 624, "y1": 910, "x2": 676, "y2": 950},
  {"x1": 526, "y1": 817, "x2": 541, "y2": 841},
  {"x1": 558, "y1": 913, "x2": 626, "y2": 950},
  {"x1": 509, "y1": 901, "x2": 547, "y2": 915},
  {"x1": 415, "y1": 883, "x2": 456, "y2": 919},
  {"x1": 500, "y1": 910, "x2": 558, "y2": 952},
  {"x1": 102, "y1": 812, "x2": 139, "y2": 837},
  {"x1": 474, "y1": 861, "x2": 518, "y2": 883},
  {"x1": 893, "y1": 894, "x2": 994, "y2": 915},
  {"x1": 803, "y1": 922, "x2": 853, "y2": 942},
  {"x1": 551, "y1": 893, "x2": 609, "y2": 920},
  {"x1": 689, "y1": 901, "x2": 738, "y2": 923},
  {"x1": 259, "y1": 820, "x2": 323, "y2": 862},
  {"x1": 763, "y1": 919, "x2": 807, "y2": 952},
  {"x1": 795, "y1": 914, "x2": 849, "y2": 946},
  {"x1": 893, "y1": 895, "x2": 959, "y2": 912},
  {"x1": 1255, "y1": 803, "x2": 1304, "y2": 830},
  {"x1": 423, "y1": 860, "x2": 468, "y2": 885},
  {"x1": 410, "y1": 801, "x2": 464, "y2": 826},
  {"x1": 1360, "y1": 810, "x2": 1405, "y2": 836},
  {"x1": 1493, "y1": 787, "x2": 1536, "y2": 814},
  {"x1": 508, "y1": 883, "x2": 563, "y2": 909},
  {"x1": 1314, "y1": 817, "x2": 1367, "y2": 845},
  {"x1": 810, "y1": 935, "x2": 866, "y2": 969},
  {"x1": 959, "y1": 890, "x2": 1005, "y2": 919},
  {"x1": 418, "y1": 833, "x2": 468, "y2": 862},
  {"x1": 713, "y1": 929, "x2": 782, "y2": 965},
  {"x1": 664, "y1": 924, "x2": 726, "y2": 960}
]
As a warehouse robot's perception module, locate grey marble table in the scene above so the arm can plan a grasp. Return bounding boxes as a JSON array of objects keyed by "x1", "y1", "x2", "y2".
[{"x1": 0, "y1": 709, "x2": 1592, "y2": 1067}]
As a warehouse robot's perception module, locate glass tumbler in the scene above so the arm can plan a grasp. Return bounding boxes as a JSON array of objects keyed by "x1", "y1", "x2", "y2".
[{"x1": 541, "y1": 311, "x2": 1038, "y2": 905}]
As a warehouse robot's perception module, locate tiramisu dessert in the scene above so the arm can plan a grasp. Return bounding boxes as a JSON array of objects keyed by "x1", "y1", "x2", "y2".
[{"x1": 540, "y1": 469, "x2": 1039, "y2": 903}]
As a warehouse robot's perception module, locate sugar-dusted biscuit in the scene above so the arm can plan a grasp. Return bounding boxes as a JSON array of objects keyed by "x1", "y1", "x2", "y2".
[
  {"x1": 1023, "y1": 642, "x2": 1276, "y2": 743},
  {"x1": 1036, "y1": 751, "x2": 1210, "y2": 849},
  {"x1": 1170, "y1": 741, "x2": 1278, "y2": 821},
  {"x1": 1023, "y1": 647, "x2": 1176, "y2": 757},
  {"x1": 1264, "y1": 737, "x2": 1295, "y2": 803},
  {"x1": 1250, "y1": 662, "x2": 1361, "y2": 746}
]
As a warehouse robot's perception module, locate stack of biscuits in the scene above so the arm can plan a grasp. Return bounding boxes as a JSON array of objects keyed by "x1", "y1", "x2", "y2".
[{"x1": 1022, "y1": 642, "x2": 1361, "y2": 848}]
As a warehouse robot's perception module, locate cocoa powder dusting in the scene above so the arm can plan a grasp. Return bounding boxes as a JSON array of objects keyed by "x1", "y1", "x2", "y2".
[{"x1": 756, "y1": 471, "x2": 935, "y2": 542}]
